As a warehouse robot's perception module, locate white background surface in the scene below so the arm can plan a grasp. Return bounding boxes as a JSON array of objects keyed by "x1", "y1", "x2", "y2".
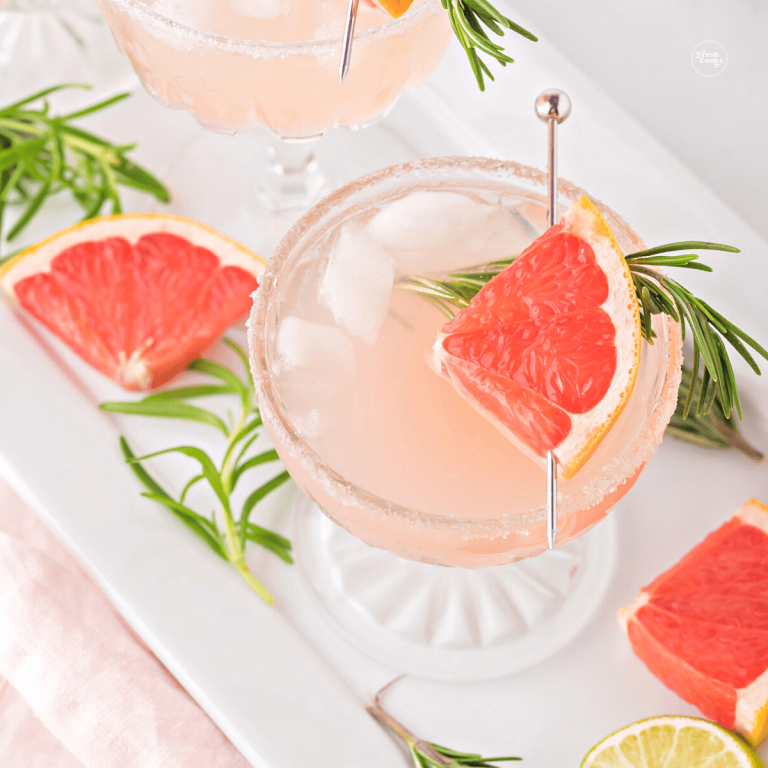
[
  {"x1": 518, "y1": 0, "x2": 768, "y2": 243},
  {"x1": 2, "y1": 2, "x2": 768, "y2": 767}
]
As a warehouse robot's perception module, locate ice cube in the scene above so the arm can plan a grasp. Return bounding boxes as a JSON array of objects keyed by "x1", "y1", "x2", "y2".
[
  {"x1": 276, "y1": 316, "x2": 356, "y2": 379},
  {"x1": 275, "y1": 316, "x2": 356, "y2": 439},
  {"x1": 368, "y1": 190, "x2": 533, "y2": 274},
  {"x1": 320, "y1": 221, "x2": 396, "y2": 345},
  {"x1": 230, "y1": 0, "x2": 284, "y2": 19}
]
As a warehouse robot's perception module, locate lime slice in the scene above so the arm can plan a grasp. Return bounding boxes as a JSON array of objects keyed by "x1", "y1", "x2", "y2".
[{"x1": 582, "y1": 716, "x2": 765, "y2": 768}]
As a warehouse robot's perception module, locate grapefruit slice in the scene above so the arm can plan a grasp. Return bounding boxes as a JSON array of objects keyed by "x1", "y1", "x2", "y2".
[
  {"x1": 432, "y1": 195, "x2": 641, "y2": 480},
  {"x1": 582, "y1": 716, "x2": 765, "y2": 768},
  {"x1": 620, "y1": 499, "x2": 768, "y2": 746},
  {"x1": 0, "y1": 213, "x2": 264, "y2": 390}
]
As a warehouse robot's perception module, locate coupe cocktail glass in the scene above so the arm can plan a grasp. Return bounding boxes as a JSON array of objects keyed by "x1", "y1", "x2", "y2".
[
  {"x1": 95, "y1": 0, "x2": 451, "y2": 225},
  {"x1": 249, "y1": 157, "x2": 683, "y2": 680}
]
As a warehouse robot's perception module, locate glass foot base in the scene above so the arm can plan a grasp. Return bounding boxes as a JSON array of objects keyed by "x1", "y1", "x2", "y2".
[{"x1": 294, "y1": 495, "x2": 617, "y2": 681}]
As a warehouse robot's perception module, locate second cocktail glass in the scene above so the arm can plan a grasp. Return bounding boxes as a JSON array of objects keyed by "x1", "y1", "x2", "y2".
[{"x1": 95, "y1": 0, "x2": 451, "y2": 239}]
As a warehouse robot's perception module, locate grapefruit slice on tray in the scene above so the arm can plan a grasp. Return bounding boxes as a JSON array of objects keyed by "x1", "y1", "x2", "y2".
[
  {"x1": 620, "y1": 499, "x2": 768, "y2": 746},
  {"x1": 0, "y1": 214, "x2": 264, "y2": 390},
  {"x1": 432, "y1": 195, "x2": 642, "y2": 480}
]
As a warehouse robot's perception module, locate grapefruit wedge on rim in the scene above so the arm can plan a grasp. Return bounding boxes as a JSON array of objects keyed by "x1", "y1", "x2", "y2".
[
  {"x1": 364, "y1": 0, "x2": 413, "y2": 18},
  {"x1": 432, "y1": 195, "x2": 642, "y2": 480},
  {"x1": 620, "y1": 499, "x2": 768, "y2": 747},
  {"x1": 0, "y1": 213, "x2": 264, "y2": 390}
]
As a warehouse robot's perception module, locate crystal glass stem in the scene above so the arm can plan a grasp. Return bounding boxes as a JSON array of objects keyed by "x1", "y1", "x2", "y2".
[{"x1": 260, "y1": 135, "x2": 328, "y2": 212}]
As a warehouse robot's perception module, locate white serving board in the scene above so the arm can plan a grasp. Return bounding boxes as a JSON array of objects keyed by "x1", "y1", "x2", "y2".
[{"x1": 2, "y1": 6, "x2": 768, "y2": 768}]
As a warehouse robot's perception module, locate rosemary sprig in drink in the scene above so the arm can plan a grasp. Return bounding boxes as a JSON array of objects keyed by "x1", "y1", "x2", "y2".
[
  {"x1": 0, "y1": 83, "x2": 169, "y2": 258},
  {"x1": 369, "y1": 680, "x2": 522, "y2": 768},
  {"x1": 442, "y1": 0, "x2": 538, "y2": 91},
  {"x1": 401, "y1": 241, "x2": 768, "y2": 426},
  {"x1": 101, "y1": 339, "x2": 291, "y2": 604}
]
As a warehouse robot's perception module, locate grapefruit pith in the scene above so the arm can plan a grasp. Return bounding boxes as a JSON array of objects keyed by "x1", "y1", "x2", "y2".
[
  {"x1": 620, "y1": 499, "x2": 768, "y2": 746},
  {"x1": 432, "y1": 195, "x2": 641, "y2": 480},
  {"x1": 0, "y1": 214, "x2": 264, "y2": 390}
]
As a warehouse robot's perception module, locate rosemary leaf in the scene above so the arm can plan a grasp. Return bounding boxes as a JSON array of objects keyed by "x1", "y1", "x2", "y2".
[
  {"x1": 240, "y1": 471, "x2": 291, "y2": 546},
  {"x1": 102, "y1": 399, "x2": 229, "y2": 436},
  {"x1": 119, "y1": 435, "x2": 171, "y2": 500},
  {"x1": 105, "y1": 340, "x2": 293, "y2": 604},
  {"x1": 445, "y1": 0, "x2": 537, "y2": 90},
  {"x1": 369, "y1": 679, "x2": 522, "y2": 768},
  {"x1": 0, "y1": 83, "x2": 169, "y2": 257},
  {"x1": 670, "y1": 363, "x2": 763, "y2": 461},
  {"x1": 143, "y1": 384, "x2": 236, "y2": 401},
  {"x1": 230, "y1": 449, "x2": 281, "y2": 491}
]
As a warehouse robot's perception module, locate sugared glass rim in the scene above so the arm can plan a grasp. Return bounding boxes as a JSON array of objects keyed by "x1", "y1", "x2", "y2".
[
  {"x1": 98, "y1": 0, "x2": 444, "y2": 57},
  {"x1": 249, "y1": 156, "x2": 683, "y2": 534}
]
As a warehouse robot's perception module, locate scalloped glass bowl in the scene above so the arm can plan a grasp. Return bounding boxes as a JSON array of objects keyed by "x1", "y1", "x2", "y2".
[
  {"x1": 249, "y1": 156, "x2": 683, "y2": 569},
  {"x1": 94, "y1": 0, "x2": 451, "y2": 139}
]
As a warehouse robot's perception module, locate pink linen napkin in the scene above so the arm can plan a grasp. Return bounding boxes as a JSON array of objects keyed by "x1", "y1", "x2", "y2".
[{"x1": 0, "y1": 478, "x2": 251, "y2": 768}]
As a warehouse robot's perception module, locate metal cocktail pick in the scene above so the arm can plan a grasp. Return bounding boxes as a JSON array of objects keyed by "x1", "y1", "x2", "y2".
[
  {"x1": 535, "y1": 88, "x2": 572, "y2": 549},
  {"x1": 339, "y1": 0, "x2": 360, "y2": 83}
]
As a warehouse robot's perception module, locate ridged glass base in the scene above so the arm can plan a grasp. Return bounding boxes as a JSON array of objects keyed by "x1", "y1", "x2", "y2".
[{"x1": 294, "y1": 495, "x2": 617, "y2": 681}]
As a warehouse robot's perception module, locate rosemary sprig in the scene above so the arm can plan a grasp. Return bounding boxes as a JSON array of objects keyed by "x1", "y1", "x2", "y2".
[
  {"x1": 0, "y1": 83, "x2": 169, "y2": 260},
  {"x1": 667, "y1": 363, "x2": 763, "y2": 461},
  {"x1": 101, "y1": 339, "x2": 292, "y2": 604},
  {"x1": 442, "y1": 0, "x2": 538, "y2": 91},
  {"x1": 369, "y1": 680, "x2": 521, "y2": 768},
  {"x1": 401, "y1": 241, "x2": 768, "y2": 424}
]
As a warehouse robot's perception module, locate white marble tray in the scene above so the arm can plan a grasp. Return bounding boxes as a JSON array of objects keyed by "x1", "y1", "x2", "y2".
[{"x1": 2, "y1": 6, "x2": 768, "y2": 767}]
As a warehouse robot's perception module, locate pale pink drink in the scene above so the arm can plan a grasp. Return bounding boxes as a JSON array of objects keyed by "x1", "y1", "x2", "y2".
[
  {"x1": 249, "y1": 158, "x2": 682, "y2": 567},
  {"x1": 95, "y1": 0, "x2": 451, "y2": 138}
]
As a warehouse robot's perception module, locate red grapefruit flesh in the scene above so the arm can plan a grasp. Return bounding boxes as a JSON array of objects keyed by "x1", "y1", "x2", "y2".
[
  {"x1": 432, "y1": 195, "x2": 641, "y2": 479},
  {"x1": 620, "y1": 499, "x2": 768, "y2": 746},
  {"x1": 0, "y1": 214, "x2": 264, "y2": 390}
]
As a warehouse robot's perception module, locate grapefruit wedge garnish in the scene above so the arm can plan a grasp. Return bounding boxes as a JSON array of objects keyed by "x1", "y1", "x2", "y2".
[
  {"x1": 620, "y1": 499, "x2": 768, "y2": 747},
  {"x1": 0, "y1": 214, "x2": 264, "y2": 390},
  {"x1": 362, "y1": 0, "x2": 413, "y2": 18},
  {"x1": 432, "y1": 195, "x2": 641, "y2": 480}
]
